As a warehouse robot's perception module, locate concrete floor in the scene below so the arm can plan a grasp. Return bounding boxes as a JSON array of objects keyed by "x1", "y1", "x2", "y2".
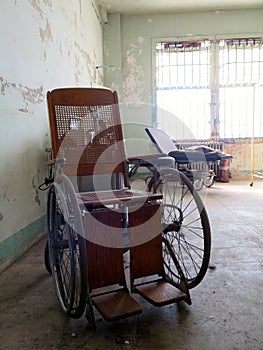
[{"x1": 0, "y1": 180, "x2": 263, "y2": 350}]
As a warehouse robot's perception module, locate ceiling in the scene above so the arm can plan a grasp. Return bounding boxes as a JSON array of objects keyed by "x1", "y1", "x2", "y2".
[{"x1": 96, "y1": 0, "x2": 263, "y2": 15}]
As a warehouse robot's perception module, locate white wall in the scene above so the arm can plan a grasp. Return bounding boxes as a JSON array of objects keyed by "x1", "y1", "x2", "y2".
[{"x1": 0, "y1": 0, "x2": 103, "y2": 270}]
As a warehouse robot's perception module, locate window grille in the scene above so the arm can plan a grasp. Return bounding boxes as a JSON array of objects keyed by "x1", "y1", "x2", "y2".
[
  {"x1": 219, "y1": 38, "x2": 263, "y2": 138},
  {"x1": 156, "y1": 40, "x2": 211, "y2": 140},
  {"x1": 155, "y1": 37, "x2": 263, "y2": 140}
]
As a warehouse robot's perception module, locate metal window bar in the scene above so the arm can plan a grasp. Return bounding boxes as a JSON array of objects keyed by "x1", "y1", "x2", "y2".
[
  {"x1": 156, "y1": 38, "x2": 263, "y2": 140},
  {"x1": 219, "y1": 38, "x2": 263, "y2": 138},
  {"x1": 155, "y1": 40, "x2": 211, "y2": 140}
]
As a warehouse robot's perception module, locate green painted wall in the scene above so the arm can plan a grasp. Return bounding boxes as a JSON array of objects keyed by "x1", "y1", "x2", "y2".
[{"x1": 0, "y1": 216, "x2": 45, "y2": 273}]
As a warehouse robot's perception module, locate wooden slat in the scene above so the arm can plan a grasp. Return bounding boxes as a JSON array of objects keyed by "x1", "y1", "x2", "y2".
[
  {"x1": 135, "y1": 281, "x2": 187, "y2": 307},
  {"x1": 48, "y1": 87, "x2": 116, "y2": 106},
  {"x1": 130, "y1": 204, "x2": 163, "y2": 278},
  {"x1": 84, "y1": 208, "x2": 123, "y2": 250},
  {"x1": 130, "y1": 235, "x2": 163, "y2": 279},
  {"x1": 86, "y1": 243, "x2": 125, "y2": 290},
  {"x1": 92, "y1": 291, "x2": 142, "y2": 321}
]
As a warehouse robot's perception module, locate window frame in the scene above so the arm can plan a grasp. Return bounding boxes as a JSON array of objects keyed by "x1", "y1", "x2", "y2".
[{"x1": 152, "y1": 33, "x2": 263, "y2": 141}]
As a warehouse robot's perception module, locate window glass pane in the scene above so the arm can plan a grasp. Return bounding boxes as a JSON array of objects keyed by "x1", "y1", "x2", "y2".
[
  {"x1": 157, "y1": 88, "x2": 211, "y2": 140},
  {"x1": 220, "y1": 86, "x2": 263, "y2": 138}
]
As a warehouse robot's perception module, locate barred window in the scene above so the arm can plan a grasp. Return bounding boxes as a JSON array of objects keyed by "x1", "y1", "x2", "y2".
[
  {"x1": 219, "y1": 38, "x2": 263, "y2": 138},
  {"x1": 155, "y1": 37, "x2": 263, "y2": 140}
]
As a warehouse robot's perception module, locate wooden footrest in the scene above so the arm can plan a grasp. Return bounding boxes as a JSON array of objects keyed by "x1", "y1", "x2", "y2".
[
  {"x1": 134, "y1": 280, "x2": 187, "y2": 307},
  {"x1": 92, "y1": 290, "x2": 142, "y2": 322}
]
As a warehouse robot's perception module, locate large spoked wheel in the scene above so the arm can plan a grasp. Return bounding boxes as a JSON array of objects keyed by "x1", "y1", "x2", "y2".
[
  {"x1": 47, "y1": 174, "x2": 88, "y2": 318},
  {"x1": 148, "y1": 168, "x2": 211, "y2": 289}
]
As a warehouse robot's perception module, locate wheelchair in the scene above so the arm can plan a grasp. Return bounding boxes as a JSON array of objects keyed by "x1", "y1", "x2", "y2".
[{"x1": 42, "y1": 88, "x2": 211, "y2": 329}]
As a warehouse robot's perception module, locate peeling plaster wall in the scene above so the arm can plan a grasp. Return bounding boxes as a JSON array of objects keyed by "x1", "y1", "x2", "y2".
[
  {"x1": 103, "y1": 9, "x2": 263, "y2": 176},
  {"x1": 104, "y1": 9, "x2": 263, "y2": 104},
  {"x1": 0, "y1": 0, "x2": 103, "y2": 270}
]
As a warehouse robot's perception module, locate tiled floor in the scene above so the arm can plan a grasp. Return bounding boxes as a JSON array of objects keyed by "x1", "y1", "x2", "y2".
[{"x1": 0, "y1": 180, "x2": 263, "y2": 349}]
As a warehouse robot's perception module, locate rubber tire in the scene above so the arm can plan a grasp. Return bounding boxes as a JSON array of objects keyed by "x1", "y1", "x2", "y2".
[{"x1": 44, "y1": 239, "x2": 51, "y2": 274}]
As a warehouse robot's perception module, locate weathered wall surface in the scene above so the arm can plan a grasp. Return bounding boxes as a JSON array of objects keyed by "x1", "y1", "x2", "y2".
[
  {"x1": 104, "y1": 9, "x2": 263, "y2": 104},
  {"x1": 103, "y1": 9, "x2": 263, "y2": 176},
  {"x1": 225, "y1": 140, "x2": 263, "y2": 179},
  {"x1": 0, "y1": 0, "x2": 103, "y2": 271}
]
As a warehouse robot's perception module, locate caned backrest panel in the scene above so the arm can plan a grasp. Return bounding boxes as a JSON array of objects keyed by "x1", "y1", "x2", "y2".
[{"x1": 47, "y1": 88, "x2": 127, "y2": 179}]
